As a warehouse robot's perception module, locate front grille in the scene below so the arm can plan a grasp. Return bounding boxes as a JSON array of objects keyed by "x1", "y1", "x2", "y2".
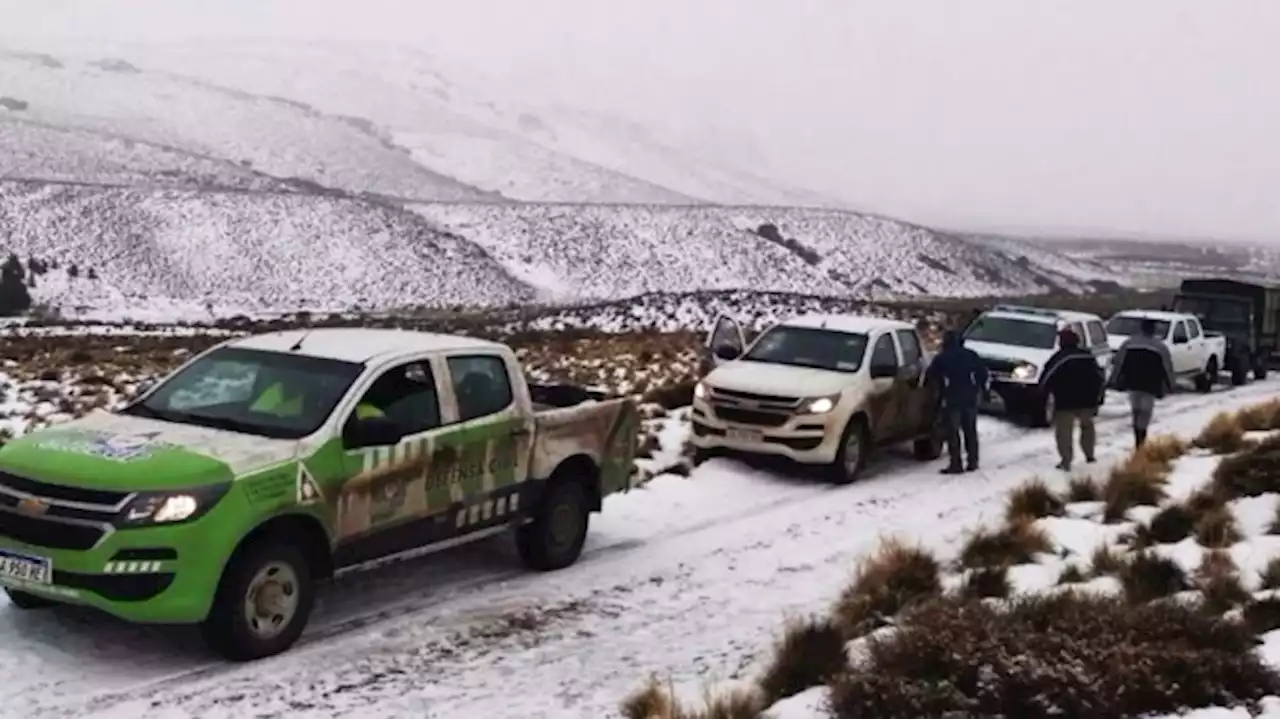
[
  {"x1": 0, "y1": 509, "x2": 107, "y2": 550},
  {"x1": 710, "y1": 388, "x2": 801, "y2": 405},
  {"x1": 0, "y1": 471, "x2": 131, "y2": 508},
  {"x1": 713, "y1": 406, "x2": 791, "y2": 427}
]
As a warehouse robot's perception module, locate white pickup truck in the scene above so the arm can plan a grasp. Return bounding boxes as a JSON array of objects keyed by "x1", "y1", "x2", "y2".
[
  {"x1": 692, "y1": 313, "x2": 944, "y2": 484},
  {"x1": 1105, "y1": 310, "x2": 1226, "y2": 392}
]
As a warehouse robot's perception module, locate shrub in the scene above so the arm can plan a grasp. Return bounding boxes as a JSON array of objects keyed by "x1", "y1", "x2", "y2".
[
  {"x1": 1090, "y1": 545, "x2": 1127, "y2": 577},
  {"x1": 757, "y1": 616, "x2": 846, "y2": 705},
  {"x1": 827, "y1": 594, "x2": 1279, "y2": 719},
  {"x1": 1195, "y1": 551, "x2": 1249, "y2": 615},
  {"x1": 1195, "y1": 411, "x2": 1248, "y2": 455},
  {"x1": 1066, "y1": 475, "x2": 1100, "y2": 503},
  {"x1": 1102, "y1": 454, "x2": 1168, "y2": 522},
  {"x1": 1213, "y1": 434, "x2": 1280, "y2": 499},
  {"x1": 1120, "y1": 552, "x2": 1189, "y2": 604},
  {"x1": 958, "y1": 520, "x2": 1052, "y2": 569},
  {"x1": 642, "y1": 381, "x2": 696, "y2": 410},
  {"x1": 1133, "y1": 434, "x2": 1189, "y2": 468},
  {"x1": 1004, "y1": 478, "x2": 1064, "y2": 523},
  {"x1": 960, "y1": 566, "x2": 1011, "y2": 599},
  {"x1": 833, "y1": 539, "x2": 941, "y2": 638},
  {"x1": 1238, "y1": 399, "x2": 1280, "y2": 432},
  {"x1": 1193, "y1": 506, "x2": 1242, "y2": 549},
  {"x1": 1143, "y1": 503, "x2": 1195, "y2": 545}
]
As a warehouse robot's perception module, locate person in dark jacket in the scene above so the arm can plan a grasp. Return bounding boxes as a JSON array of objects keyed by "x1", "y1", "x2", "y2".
[
  {"x1": 1041, "y1": 328, "x2": 1107, "y2": 471},
  {"x1": 926, "y1": 329, "x2": 990, "y2": 473},
  {"x1": 1109, "y1": 318, "x2": 1175, "y2": 448}
]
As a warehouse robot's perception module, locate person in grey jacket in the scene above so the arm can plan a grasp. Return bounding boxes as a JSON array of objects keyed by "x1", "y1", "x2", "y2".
[{"x1": 1109, "y1": 318, "x2": 1175, "y2": 448}]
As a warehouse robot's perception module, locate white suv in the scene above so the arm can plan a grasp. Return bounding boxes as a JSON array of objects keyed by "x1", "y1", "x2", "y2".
[{"x1": 962, "y1": 304, "x2": 1112, "y2": 427}]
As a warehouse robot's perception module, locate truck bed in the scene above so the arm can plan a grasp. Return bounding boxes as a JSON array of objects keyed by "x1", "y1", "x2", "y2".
[{"x1": 529, "y1": 392, "x2": 639, "y2": 484}]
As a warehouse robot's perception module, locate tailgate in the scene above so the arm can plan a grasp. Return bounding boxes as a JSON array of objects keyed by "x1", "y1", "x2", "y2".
[{"x1": 531, "y1": 398, "x2": 640, "y2": 493}]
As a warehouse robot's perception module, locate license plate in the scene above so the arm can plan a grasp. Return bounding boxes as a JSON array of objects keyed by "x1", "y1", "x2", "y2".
[
  {"x1": 0, "y1": 549, "x2": 52, "y2": 585},
  {"x1": 727, "y1": 427, "x2": 764, "y2": 442}
]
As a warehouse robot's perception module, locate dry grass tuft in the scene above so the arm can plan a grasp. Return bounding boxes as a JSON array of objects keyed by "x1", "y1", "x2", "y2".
[
  {"x1": 960, "y1": 566, "x2": 1011, "y2": 599},
  {"x1": 620, "y1": 677, "x2": 764, "y2": 719},
  {"x1": 1194, "y1": 411, "x2": 1249, "y2": 455},
  {"x1": 832, "y1": 539, "x2": 942, "y2": 638},
  {"x1": 1244, "y1": 597, "x2": 1280, "y2": 635},
  {"x1": 958, "y1": 520, "x2": 1052, "y2": 570},
  {"x1": 1004, "y1": 478, "x2": 1065, "y2": 523},
  {"x1": 1057, "y1": 564, "x2": 1087, "y2": 585},
  {"x1": 1194, "y1": 551, "x2": 1250, "y2": 615},
  {"x1": 1135, "y1": 434, "x2": 1190, "y2": 466},
  {"x1": 1193, "y1": 505, "x2": 1242, "y2": 549},
  {"x1": 1141, "y1": 503, "x2": 1196, "y2": 546},
  {"x1": 1213, "y1": 434, "x2": 1280, "y2": 499},
  {"x1": 757, "y1": 616, "x2": 847, "y2": 706},
  {"x1": 1237, "y1": 399, "x2": 1280, "y2": 432},
  {"x1": 1090, "y1": 545, "x2": 1128, "y2": 578},
  {"x1": 1066, "y1": 475, "x2": 1101, "y2": 503},
  {"x1": 1102, "y1": 452, "x2": 1169, "y2": 522},
  {"x1": 1119, "y1": 552, "x2": 1189, "y2": 604}
]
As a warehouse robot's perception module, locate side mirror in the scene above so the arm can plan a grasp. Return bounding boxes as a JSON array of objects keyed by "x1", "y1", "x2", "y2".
[
  {"x1": 869, "y1": 362, "x2": 897, "y2": 379},
  {"x1": 343, "y1": 416, "x2": 406, "y2": 450},
  {"x1": 713, "y1": 344, "x2": 742, "y2": 361}
]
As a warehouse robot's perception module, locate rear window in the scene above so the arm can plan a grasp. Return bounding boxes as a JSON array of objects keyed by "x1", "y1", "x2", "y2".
[{"x1": 1106, "y1": 316, "x2": 1170, "y2": 338}]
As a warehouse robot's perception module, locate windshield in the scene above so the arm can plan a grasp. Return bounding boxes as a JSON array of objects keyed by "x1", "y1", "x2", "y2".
[
  {"x1": 1106, "y1": 316, "x2": 1170, "y2": 338},
  {"x1": 742, "y1": 326, "x2": 868, "y2": 372},
  {"x1": 120, "y1": 347, "x2": 364, "y2": 439},
  {"x1": 963, "y1": 316, "x2": 1058, "y2": 350}
]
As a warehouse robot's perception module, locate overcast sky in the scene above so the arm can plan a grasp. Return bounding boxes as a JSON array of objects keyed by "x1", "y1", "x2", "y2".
[{"x1": 4, "y1": 0, "x2": 1279, "y2": 242}]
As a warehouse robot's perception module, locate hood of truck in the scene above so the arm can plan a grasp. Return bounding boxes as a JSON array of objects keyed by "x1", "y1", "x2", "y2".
[
  {"x1": 0, "y1": 410, "x2": 299, "y2": 491},
  {"x1": 963, "y1": 340, "x2": 1052, "y2": 368},
  {"x1": 706, "y1": 361, "x2": 858, "y2": 398}
]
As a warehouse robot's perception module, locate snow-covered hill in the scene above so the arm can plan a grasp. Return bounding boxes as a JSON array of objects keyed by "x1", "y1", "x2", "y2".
[{"x1": 0, "y1": 179, "x2": 1125, "y2": 320}]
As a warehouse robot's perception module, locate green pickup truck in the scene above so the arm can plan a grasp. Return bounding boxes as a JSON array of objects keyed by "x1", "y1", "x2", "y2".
[{"x1": 0, "y1": 328, "x2": 639, "y2": 660}]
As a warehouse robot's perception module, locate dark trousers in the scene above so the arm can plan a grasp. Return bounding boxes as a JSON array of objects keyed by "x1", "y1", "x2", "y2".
[{"x1": 946, "y1": 406, "x2": 979, "y2": 468}]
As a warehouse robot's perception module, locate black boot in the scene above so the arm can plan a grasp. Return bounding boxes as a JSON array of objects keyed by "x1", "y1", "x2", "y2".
[{"x1": 1135, "y1": 427, "x2": 1147, "y2": 448}]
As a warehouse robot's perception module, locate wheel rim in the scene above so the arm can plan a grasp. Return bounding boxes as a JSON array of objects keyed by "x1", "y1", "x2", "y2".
[
  {"x1": 549, "y1": 501, "x2": 582, "y2": 547},
  {"x1": 843, "y1": 429, "x2": 862, "y2": 476},
  {"x1": 243, "y1": 561, "x2": 300, "y2": 641}
]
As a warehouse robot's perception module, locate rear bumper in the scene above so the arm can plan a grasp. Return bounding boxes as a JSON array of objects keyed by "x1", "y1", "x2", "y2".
[{"x1": 687, "y1": 400, "x2": 842, "y2": 464}]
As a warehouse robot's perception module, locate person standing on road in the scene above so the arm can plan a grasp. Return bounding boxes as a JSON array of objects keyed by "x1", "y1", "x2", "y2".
[
  {"x1": 1041, "y1": 328, "x2": 1106, "y2": 471},
  {"x1": 1109, "y1": 318, "x2": 1175, "y2": 448},
  {"x1": 926, "y1": 329, "x2": 990, "y2": 474}
]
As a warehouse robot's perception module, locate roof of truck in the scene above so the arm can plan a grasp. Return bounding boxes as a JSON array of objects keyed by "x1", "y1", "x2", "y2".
[
  {"x1": 984, "y1": 305, "x2": 1103, "y2": 325},
  {"x1": 780, "y1": 314, "x2": 914, "y2": 334},
  {"x1": 227, "y1": 328, "x2": 506, "y2": 363},
  {"x1": 1111, "y1": 309, "x2": 1187, "y2": 322}
]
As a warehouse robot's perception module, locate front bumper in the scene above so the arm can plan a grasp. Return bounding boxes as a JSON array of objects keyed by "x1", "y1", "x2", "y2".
[
  {"x1": 981, "y1": 379, "x2": 1044, "y2": 415},
  {"x1": 688, "y1": 398, "x2": 843, "y2": 464},
  {"x1": 0, "y1": 490, "x2": 251, "y2": 624}
]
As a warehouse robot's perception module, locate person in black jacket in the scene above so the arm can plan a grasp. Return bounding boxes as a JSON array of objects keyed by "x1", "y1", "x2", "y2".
[
  {"x1": 1109, "y1": 318, "x2": 1175, "y2": 448},
  {"x1": 926, "y1": 329, "x2": 990, "y2": 473},
  {"x1": 1041, "y1": 328, "x2": 1106, "y2": 471}
]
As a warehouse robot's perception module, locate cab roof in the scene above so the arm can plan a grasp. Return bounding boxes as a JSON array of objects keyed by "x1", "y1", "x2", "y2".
[
  {"x1": 984, "y1": 304, "x2": 1103, "y2": 325},
  {"x1": 1110, "y1": 309, "x2": 1187, "y2": 322},
  {"x1": 779, "y1": 314, "x2": 914, "y2": 334},
  {"x1": 226, "y1": 328, "x2": 506, "y2": 363}
]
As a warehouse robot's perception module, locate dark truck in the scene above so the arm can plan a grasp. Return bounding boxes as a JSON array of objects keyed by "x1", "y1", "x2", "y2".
[{"x1": 1172, "y1": 278, "x2": 1280, "y2": 385}]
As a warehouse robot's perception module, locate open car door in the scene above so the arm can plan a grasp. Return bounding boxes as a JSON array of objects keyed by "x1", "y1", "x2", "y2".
[{"x1": 705, "y1": 314, "x2": 746, "y2": 370}]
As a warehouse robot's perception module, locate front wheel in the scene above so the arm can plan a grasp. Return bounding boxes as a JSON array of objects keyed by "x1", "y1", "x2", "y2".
[
  {"x1": 828, "y1": 417, "x2": 869, "y2": 485},
  {"x1": 201, "y1": 542, "x2": 315, "y2": 662},
  {"x1": 517, "y1": 479, "x2": 591, "y2": 571},
  {"x1": 4, "y1": 588, "x2": 54, "y2": 610},
  {"x1": 1029, "y1": 392, "x2": 1054, "y2": 428}
]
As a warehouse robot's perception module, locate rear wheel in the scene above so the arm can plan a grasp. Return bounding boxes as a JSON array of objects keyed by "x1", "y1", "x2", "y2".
[
  {"x1": 1195, "y1": 357, "x2": 1218, "y2": 393},
  {"x1": 4, "y1": 589, "x2": 53, "y2": 610},
  {"x1": 517, "y1": 478, "x2": 591, "y2": 571},
  {"x1": 828, "y1": 417, "x2": 869, "y2": 485},
  {"x1": 913, "y1": 412, "x2": 945, "y2": 461},
  {"x1": 1256, "y1": 361, "x2": 1269, "y2": 381},
  {"x1": 1231, "y1": 356, "x2": 1250, "y2": 386},
  {"x1": 201, "y1": 541, "x2": 315, "y2": 662}
]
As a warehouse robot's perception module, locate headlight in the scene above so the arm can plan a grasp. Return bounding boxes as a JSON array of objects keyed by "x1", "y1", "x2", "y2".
[
  {"x1": 1011, "y1": 363, "x2": 1039, "y2": 380},
  {"x1": 693, "y1": 382, "x2": 708, "y2": 400},
  {"x1": 118, "y1": 484, "x2": 230, "y2": 527},
  {"x1": 802, "y1": 395, "x2": 840, "y2": 414}
]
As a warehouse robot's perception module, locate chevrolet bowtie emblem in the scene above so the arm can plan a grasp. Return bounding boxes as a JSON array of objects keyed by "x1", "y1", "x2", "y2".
[{"x1": 16, "y1": 497, "x2": 49, "y2": 516}]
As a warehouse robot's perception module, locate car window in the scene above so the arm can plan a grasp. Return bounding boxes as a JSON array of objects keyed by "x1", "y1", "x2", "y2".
[
  {"x1": 963, "y1": 316, "x2": 1058, "y2": 350},
  {"x1": 122, "y1": 347, "x2": 364, "y2": 440},
  {"x1": 1086, "y1": 321, "x2": 1108, "y2": 348},
  {"x1": 1187, "y1": 318, "x2": 1202, "y2": 338},
  {"x1": 1107, "y1": 315, "x2": 1171, "y2": 338},
  {"x1": 448, "y1": 355, "x2": 515, "y2": 422},
  {"x1": 870, "y1": 333, "x2": 898, "y2": 367},
  {"x1": 1172, "y1": 322, "x2": 1189, "y2": 342},
  {"x1": 894, "y1": 329, "x2": 922, "y2": 366},
  {"x1": 355, "y1": 361, "x2": 441, "y2": 434}
]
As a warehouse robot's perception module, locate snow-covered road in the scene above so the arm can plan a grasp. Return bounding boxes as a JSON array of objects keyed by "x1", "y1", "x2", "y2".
[{"x1": 3, "y1": 381, "x2": 1278, "y2": 719}]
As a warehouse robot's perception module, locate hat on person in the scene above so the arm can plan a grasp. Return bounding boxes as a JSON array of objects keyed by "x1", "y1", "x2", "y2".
[{"x1": 1058, "y1": 328, "x2": 1080, "y2": 347}]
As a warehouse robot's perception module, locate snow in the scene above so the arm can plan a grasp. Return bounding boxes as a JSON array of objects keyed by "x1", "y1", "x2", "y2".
[
  {"x1": 1, "y1": 377, "x2": 1278, "y2": 718},
  {"x1": 762, "y1": 686, "x2": 830, "y2": 719}
]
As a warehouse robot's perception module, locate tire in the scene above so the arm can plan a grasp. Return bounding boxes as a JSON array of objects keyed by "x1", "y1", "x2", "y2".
[
  {"x1": 200, "y1": 541, "x2": 315, "y2": 662},
  {"x1": 1195, "y1": 357, "x2": 1218, "y2": 393},
  {"x1": 1231, "y1": 357, "x2": 1249, "y2": 387},
  {"x1": 4, "y1": 588, "x2": 54, "y2": 610},
  {"x1": 913, "y1": 413, "x2": 945, "y2": 461},
  {"x1": 517, "y1": 478, "x2": 591, "y2": 571},
  {"x1": 828, "y1": 417, "x2": 869, "y2": 485},
  {"x1": 1256, "y1": 362, "x2": 1269, "y2": 381},
  {"x1": 1029, "y1": 392, "x2": 1054, "y2": 429}
]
